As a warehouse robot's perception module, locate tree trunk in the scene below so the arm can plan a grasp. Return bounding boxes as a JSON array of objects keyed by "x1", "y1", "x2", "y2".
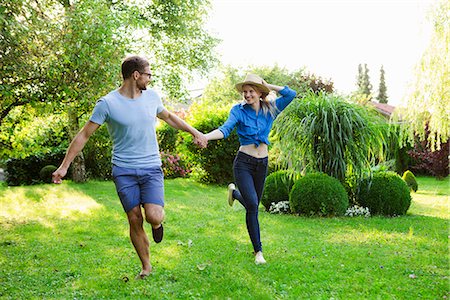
[{"x1": 68, "y1": 108, "x2": 87, "y2": 183}]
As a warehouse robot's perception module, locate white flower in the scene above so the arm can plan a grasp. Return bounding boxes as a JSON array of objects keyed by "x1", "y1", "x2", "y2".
[
  {"x1": 345, "y1": 205, "x2": 371, "y2": 217},
  {"x1": 269, "y1": 201, "x2": 290, "y2": 214}
]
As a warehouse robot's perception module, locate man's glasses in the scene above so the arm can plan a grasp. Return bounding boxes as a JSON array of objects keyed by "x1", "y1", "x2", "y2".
[{"x1": 138, "y1": 71, "x2": 152, "y2": 79}]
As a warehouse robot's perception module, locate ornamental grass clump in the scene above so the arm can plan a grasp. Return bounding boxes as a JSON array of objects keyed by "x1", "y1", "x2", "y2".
[
  {"x1": 402, "y1": 170, "x2": 418, "y2": 192},
  {"x1": 357, "y1": 171, "x2": 411, "y2": 216},
  {"x1": 289, "y1": 172, "x2": 349, "y2": 216},
  {"x1": 272, "y1": 91, "x2": 389, "y2": 183},
  {"x1": 261, "y1": 169, "x2": 297, "y2": 211}
]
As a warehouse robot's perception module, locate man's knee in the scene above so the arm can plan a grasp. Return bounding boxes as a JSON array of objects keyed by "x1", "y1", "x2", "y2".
[
  {"x1": 127, "y1": 206, "x2": 144, "y2": 227},
  {"x1": 144, "y1": 204, "x2": 164, "y2": 225}
]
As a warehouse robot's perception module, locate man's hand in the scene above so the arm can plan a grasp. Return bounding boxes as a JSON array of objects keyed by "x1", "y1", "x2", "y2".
[
  {"x1": 52, "y1": 167, "x2": 68, "y2": 184},
  {"x1": 194, "y1": 133, "x2": 208, "y2": 148}
]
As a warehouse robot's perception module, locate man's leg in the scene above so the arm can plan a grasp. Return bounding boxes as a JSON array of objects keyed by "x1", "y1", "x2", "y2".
[
  {"x1": 143, "y1": 203, "x2": 165, "y2": 242},
  {"x1": 126, "y1": 205, "x2": 152, "y2": 277}
]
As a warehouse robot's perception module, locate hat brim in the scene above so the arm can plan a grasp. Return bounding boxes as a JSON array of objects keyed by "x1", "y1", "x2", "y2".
[{"x1": 235, "y1": 82, "x2": 270, "y2": 94}]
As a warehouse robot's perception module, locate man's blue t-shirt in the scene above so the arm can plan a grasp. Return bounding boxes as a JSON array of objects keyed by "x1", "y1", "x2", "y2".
[{"x1": 90, "y1": 89, "x2": 165, "y2": 169}]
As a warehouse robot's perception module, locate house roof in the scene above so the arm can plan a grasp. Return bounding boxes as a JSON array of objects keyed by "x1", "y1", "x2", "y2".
[{"x1": 370, "y1": 101, "x2": 396, "y2": 117}]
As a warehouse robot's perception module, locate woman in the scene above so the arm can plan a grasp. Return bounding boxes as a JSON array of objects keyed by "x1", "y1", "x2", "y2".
[{"x1": 205, "y1": 74, "x2": 297, "y2": 264}]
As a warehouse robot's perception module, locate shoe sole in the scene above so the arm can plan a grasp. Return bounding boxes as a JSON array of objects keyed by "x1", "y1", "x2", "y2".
[{"x1": 227, "y1": 184, "x2": 235, "y2": 206}]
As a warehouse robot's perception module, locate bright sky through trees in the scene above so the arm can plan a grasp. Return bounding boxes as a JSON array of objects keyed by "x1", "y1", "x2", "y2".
[{"x1": 206, "y1": 0, "x2": 436, "y2": 105}]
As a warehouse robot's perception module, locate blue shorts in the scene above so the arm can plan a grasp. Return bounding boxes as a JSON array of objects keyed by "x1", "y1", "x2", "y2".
[{"x1": 112, "y1": 165, "x2": 165, "y2": 213}]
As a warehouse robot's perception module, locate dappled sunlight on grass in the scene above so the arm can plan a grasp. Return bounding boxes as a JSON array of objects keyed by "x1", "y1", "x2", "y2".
[
  {"x1": 409, "y1": 193, "x2": 449, "y2": 219},
  {"x1": 0, "y1": 183, "x2": 103, "y2": 227},
  {"x1": 326, "y1": 227, "x2": 425, "y2": 246}
]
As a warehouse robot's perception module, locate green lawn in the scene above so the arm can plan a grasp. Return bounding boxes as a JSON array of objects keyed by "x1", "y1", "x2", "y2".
[{"x1": 0, "y1": 176, "x2": 448, "y2": 299}]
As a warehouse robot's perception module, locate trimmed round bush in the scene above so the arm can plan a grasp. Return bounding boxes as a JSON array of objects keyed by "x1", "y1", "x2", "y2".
[
  {"x1": 261, "y1": 170, "x2": 297, "y2": 211},
  {"x1": 289, "y1": 172, "x2": 349, "y2": 216},
  {"x1": 357, "y1": 171, "x2": 411, "y2": 216},
  {"x1": 39, "y1": 165, "x2": 58, "y2": 183},
  {"x1": 402, "y1": 170, "x2": 418, "y2": 192}
]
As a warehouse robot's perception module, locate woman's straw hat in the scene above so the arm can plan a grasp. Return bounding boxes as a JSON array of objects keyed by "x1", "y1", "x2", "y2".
[{"x1": 235, "y1": 74, "x2": 270, "y2": 94}]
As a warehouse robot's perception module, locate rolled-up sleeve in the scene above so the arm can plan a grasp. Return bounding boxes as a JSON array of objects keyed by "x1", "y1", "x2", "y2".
[
  {"x1": 275, "y1": 86, "x2": 297, "y2": 112},
  {"x1": 218, "y1": 106, "x2": 239, "y2": 138}
]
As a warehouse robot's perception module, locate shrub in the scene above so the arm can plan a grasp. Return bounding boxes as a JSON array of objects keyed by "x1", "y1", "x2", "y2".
[
  {"x1": 157, "y1": 122, "x2": 179, "y2": 153},
  {"x1": 179, "y1": 108, "x2": 239, "y2": 184},
  {"x1": 39, "y1": 165, "x2": 57, "y2": 183},
  {"x1": 356, "y1": 171, "x2": 412, "y2": 216},
  {"x1": 289, "y1": 172, "x2": 348, "y2": 216},
  {"x1": 261, "y1": 170, "x2": 297, "y2": 211},
  {"x1": 160, "y1": 151, "x2": 191, "y2": 179},
  {"x1": 5, "y1": 150, "x2": 67, "y2": 186},
  {"x1": 83, "y1": 125, "x2": 112, "y2": 180},
  {"x1": 408, "y1": 139, "x2": 449, "y2": 178},
  {"x1": 402, "y1": 170, "x2": 418, "y2": 192}
]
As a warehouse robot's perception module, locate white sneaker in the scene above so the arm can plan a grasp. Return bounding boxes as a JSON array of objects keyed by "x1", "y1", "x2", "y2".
[
  {"x1": 227, "y1": 183, "x2": 235, "y2": 207},
  {"x1": 254, "y1": 251, "x2": 266, "y2": 265}
]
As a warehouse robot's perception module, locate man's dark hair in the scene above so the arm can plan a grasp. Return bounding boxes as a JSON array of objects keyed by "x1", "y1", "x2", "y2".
[{"x1": 121, "y1": 55, "x2": 150, "y2": 80}]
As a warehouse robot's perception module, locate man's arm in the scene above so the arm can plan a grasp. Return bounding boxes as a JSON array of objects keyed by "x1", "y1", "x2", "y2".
[
  {"x1": 157, "y1": 109, "x2": 207, "y2": 147},
  {"x1": 52, "y1": 121, "x2": 100, "y2": 183}
]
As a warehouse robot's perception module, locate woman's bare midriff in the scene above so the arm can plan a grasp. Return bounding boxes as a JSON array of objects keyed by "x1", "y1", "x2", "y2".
[{"x1": 239, "y1": 143, "x2": 268, "y2": 158}]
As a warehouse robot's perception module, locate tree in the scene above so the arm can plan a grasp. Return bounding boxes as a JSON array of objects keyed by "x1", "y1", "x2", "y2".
[
  {"x1": 0, "y1": 0, "x2": 54, "y2": 127},
  {"x1": 399, "y1": 0, "x2": 449, "y2": 151},
  {"x1": 0, "y1": 0, "x2": 218, "y2": 181},
  {"x1": 355, "y1": 63, "x2": 373, "y2": 100},
  {"x1": 377, "y1": 65, "x2": 388, "y2": 103}
]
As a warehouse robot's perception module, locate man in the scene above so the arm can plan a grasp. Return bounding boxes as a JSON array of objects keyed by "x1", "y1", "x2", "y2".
[{"x1": 52, "y1": 55, "x2": 207, "y2": 279}]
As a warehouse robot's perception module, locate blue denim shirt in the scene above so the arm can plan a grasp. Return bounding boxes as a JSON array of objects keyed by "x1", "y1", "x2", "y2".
[{"x1": 219, "y1": 86, "x2": 297, "y2": 146}]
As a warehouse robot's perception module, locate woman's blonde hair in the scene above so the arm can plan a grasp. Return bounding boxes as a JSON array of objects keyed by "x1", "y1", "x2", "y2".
[{"x1": 247, "y1": 84, "x2": 278, "y2": 118}]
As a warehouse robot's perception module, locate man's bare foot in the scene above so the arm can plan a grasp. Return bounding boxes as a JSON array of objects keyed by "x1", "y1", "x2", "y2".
[{"x1": 135, "y1": 266, "x2": 152, "y2": 280}]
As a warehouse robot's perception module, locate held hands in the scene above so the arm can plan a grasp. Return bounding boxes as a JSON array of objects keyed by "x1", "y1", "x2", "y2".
[
  {"x1": 52, "y1": 167, "x2": 67, "y2": 184},
  {"x1": 194, "y1": 132, "x2": 208, "y2": 148}
]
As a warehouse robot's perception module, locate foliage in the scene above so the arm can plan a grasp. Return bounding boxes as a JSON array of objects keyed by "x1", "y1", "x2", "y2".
[
  {"x1": 0, "y1": 0, "x2": 54, "y2": 126},
  {"x1": 272, "y1": 91, "x2": 390, "y2": 183},
  {"x1": 376, "y1": 65, "x2": 388, "y2": 103},
  {"x1": 0, "y1": 177, "x2": 448, "y2": 298},
  {"x1": 1, "y1": 0, "x2": 218, "y2": 181},
  {"x1": 83, "y1": 124, "x2": 112, "y2": 180},
  {"x1": 0, "y1": 106, "x2": 69, "y2": 162},
  {"x1": 160, "y1": 151, "x2": 191, "y2": 179},
  {"x1": 156, "y1": 122, "x2": 179, "y2": 153},
  {"x1": 398, "y1": 0, "x2": 449, "y2": 151},
  {"x1": 39, "y1": 165, "x2": 58, "y2": 184},
  {"x1": 261, "y1": 169, "x2": 297, "y2": 211},
  {"x1": 407, "y1": 138, "x2": 449, "y2": 178},
  {"x1": 356, "y1": 63, "x2": 373, "y2": 100},
  {"x1": 289, "y1": 172, "x2": 349, "y2": 216},
  {"x1": 402, "y1": 170, "x2": 418, "y2": 192},
  {"x1": 179, "y1": 106, "x2": 239, "y2": 184},
  {"x1": 357, "y1": 171, "x2": 412, "y2": 216},
  {"x1": 197, "y1": 65, "x2": 334, "y2": 109},
  {"x1": 5, "y1": 150, "x2": 67, "y2": 186}
]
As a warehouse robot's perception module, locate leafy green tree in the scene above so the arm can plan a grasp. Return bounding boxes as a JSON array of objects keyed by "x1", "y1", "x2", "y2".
[
  {"x1": 377, "y1": 65, "x2": 388, "y2": 103},
  {"x1": 0, "y1": 0, "x2": 54, "y2": 126},
  {"x1": 272, "y1": 91, "x2": 390, "y2": 183},
  {"x1": 1, "y1": 0, "x2": 218, "y2": 181},
  {"x1": 399, "y1": 0, "x2": 449, "y2": 151}
]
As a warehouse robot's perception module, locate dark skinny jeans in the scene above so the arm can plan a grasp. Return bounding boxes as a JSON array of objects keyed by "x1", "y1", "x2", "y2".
[{"x1": 232, "y1": 151, "x2": 268, "y2": 253}]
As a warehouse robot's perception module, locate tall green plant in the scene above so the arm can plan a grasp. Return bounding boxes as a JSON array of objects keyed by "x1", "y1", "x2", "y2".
[{"x1": 272, "y1": 91, "x2": 390, "y2": 182}]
